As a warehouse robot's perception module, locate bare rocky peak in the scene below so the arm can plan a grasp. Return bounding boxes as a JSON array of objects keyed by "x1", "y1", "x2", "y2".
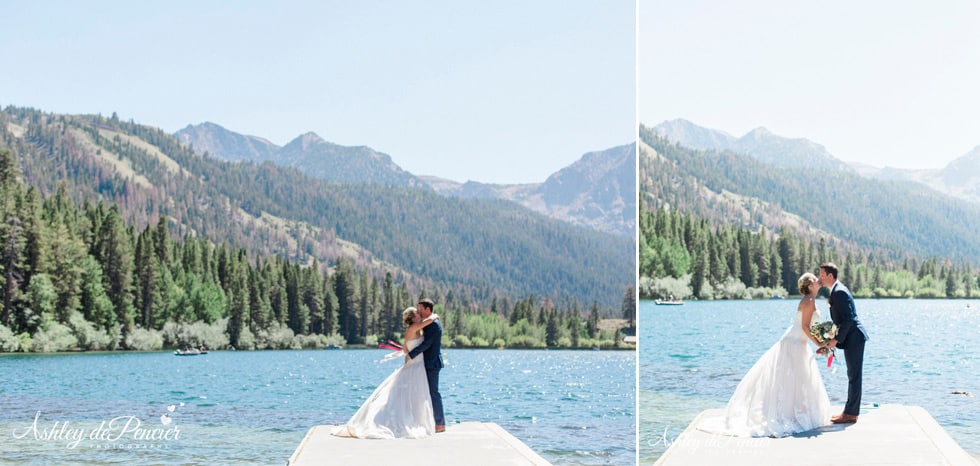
[{"x1": 652, "y1": 119, "x2": 853, "y2": 173}]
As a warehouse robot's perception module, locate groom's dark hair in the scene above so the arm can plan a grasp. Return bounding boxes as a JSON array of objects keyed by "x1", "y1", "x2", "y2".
[
  {"x1": 418, "y1": 298, "x2": 434, "y2": 312},
  {"x1": 819, "y1": 262, "x2": 839, "y2": 280}
]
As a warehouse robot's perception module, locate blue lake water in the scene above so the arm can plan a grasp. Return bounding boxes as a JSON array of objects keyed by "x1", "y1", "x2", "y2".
[
  {"x1": 639, "y1": 299, "x2": 980, "y2": 463},
  {"x1": 0, "y1": 349, "x2": 635, "y2": 465}
]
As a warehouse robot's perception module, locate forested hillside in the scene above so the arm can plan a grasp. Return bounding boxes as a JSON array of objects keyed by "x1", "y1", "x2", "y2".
[
  {"x1": 641, "y1": 125, "x2": 980, "y2": 263},
  {"x1": 0, "y1": 148, "x2": 630, "y2": 352},
  {"x1": 639, "y1": 124, "x2": 980, "y2": 300},
  {"x1": 178, "y1": 122, "x2": 635, "y2": 237},
  {"x1": 2, "y1": 107, "x2": 632, "y2": 306},
  {"x1": 0, "y1": 106, "x2": 635, "y2": 351}
]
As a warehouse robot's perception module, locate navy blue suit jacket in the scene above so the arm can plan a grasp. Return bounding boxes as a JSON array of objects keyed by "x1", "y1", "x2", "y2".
[
  {"x1": 828, "y1": 282, "x2": 869, "y2": 349},
  {"x1": 408, "y1": 319, "x2": 443, "y2": 370}
]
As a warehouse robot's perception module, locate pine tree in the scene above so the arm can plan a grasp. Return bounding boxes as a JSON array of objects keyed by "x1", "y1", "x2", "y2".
[
  {"x1": 79, "y1": 255, "x2": 114, "y2": 331},
  {"x1": 301, "y1": 264, "x2": 322, "y2": 335},
  {"x1": 568, "y1": 310, "x2": 581, "y2": 348},
  {"x1": 1, "y1": 211, "x2": 25, "y2": 330},
  {"x1": 357, "y1": 271, "x2": 370, "y2": 342},
  {"x1": 322, "y1": 276, "x2": 340, "y2": 337},
  {"x1": 333, "y1": 258, "x2": 358, "y2": 342},
  {"x1": 621, "y1": 284, "x2": 636, "y2": 328},
  {"x1": 381, "y1": 272, "x2": 396, "y2": 338},
  {"x1": 134, "y1": 229, "x2": 159, "y2": 328},
  {"x1": 226, "y1": 250, "x2": 250, "y2": 347},
  {"x1": 545, "y1": 310, "x2": 560, "y2": 347},
  {"x1": 587, "y1": 301, "x2": 600, "y2": 339},
  {"x1": 95, "y1": 206, "x2": 135, "y2": 339}
]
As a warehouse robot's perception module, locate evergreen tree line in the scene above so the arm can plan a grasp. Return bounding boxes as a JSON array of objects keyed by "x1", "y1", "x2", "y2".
[
  {"x1": 0, "y1": 107, "x2": 632, "y2": 312},
  {"x1": 640, "y1": 205, "x2": 980, "y2": 300},
  {"x1": 1, "y1": 148, "x2": 633, "y2": 352}
]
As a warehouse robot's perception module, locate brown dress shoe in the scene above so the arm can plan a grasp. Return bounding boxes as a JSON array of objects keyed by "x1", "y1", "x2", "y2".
[
  {"x1": 435, "y1": 425, "x2": 446, "y2": 433},
  {"x1": 831, "y1": 413, "x2": 858, "y2": 424}
]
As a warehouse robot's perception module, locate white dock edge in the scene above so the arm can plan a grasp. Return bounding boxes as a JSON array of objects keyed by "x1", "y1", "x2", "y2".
[
  {"x1": 655, "y1": 404, "x2": 977, "y2": 466},
  {"x1": 287, "y1": 422, "x2": 553, "y2": 465}
]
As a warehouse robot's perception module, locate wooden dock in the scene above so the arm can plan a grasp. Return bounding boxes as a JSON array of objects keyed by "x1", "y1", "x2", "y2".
[
  {"x1": 287, "y1": 422, "x2": 552, "y2": 465},
  {"x1": 656, "y1": 404, "x2": 977, "y2": 465}
]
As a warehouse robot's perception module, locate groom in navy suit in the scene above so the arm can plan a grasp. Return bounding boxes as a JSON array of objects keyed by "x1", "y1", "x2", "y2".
[
  {"x1": 407, "y1": 298, "x2": 446, "y2": 432},
  {"x1": 818, "y1": 262, "x2": 869, "y2": 424}
]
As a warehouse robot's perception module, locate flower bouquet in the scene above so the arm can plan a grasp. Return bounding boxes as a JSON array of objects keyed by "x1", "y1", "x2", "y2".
[{"x1": 809, "y1": 321, "x2": 838, "y2": 368}]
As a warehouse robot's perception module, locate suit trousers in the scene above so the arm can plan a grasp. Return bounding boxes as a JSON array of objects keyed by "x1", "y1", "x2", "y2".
[
  {"x1": 842, "y1": 336, "x2": 865, "y2": 415},
  {"x1": 426, "y1": 367, "x2": 445, "y2": 426}
]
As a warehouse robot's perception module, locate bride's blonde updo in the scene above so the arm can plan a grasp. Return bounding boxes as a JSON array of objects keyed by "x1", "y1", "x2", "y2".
[
  {"x1": 798, "y1": 272, "x2": 818, "y2": 295},
  {"x1": 402, "y1": 307, "x2": 418, "y2": 327}
]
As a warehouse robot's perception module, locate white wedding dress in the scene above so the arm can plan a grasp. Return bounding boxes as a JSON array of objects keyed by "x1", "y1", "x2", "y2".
[
  {"x1": 699, "y1": 307, "x2": 831, "y2": 437},
  {"x1": 332, "y1": 336, "x2": 435, "y2": 439}
]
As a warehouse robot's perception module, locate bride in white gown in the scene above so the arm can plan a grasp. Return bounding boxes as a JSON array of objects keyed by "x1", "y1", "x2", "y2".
[
  {"x1": 332, "y1": 307, "x2": 437, "y2": 439},
  {"x1": 699, "y1": 272, "x2": 831, "y2": 437}
]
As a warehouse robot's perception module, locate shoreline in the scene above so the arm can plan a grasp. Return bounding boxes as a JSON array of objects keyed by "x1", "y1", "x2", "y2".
[{"x1": 0, "y1": 346, "x2": 636, "y2": 356}]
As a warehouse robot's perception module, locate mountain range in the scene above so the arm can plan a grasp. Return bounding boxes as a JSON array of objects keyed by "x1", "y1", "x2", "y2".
[
  {"x1": 176, "y1": 123, "x2": 634, "y2": 237},
  {"x1": 651, "y1": 119, "x2": 980, "y2": 206},
  {"x1": 854, "y1": 145, "x2": 980, "y2": 205},
  {"x1": 0, "y1": 107, "x2": 634, "y2": 309},
  {"x1": 175, "y1": 122, "x2": 428, "y2": 189},
  {"x1": 641, "y1": 122, "x2": 980, "y2": 263},
  {"x1": 651, "y1": 119, "x2": 854, "y2": 173}
]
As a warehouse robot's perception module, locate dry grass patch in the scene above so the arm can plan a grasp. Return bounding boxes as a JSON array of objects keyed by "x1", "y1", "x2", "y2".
[{"x1": 71, "y1": 127, "x2": 153, "y2": 188}]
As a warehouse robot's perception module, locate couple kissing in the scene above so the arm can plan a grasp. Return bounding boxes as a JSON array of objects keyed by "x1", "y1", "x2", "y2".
[{"x1": 333, "y1": 298, "x2": 446, "y2": 438}]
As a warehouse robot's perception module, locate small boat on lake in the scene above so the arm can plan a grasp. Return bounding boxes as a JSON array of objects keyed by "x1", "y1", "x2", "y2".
[
  {"x1": 654, "y1": 299, "x2": 684, "y2": 305},
  {"x1": 174, "y1": 349, "x2": 208, "y2": 356}
]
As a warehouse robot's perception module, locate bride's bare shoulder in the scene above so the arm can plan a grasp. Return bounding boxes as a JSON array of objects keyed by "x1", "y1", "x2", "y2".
[{"x1": 797, "y1": 296, "x2": 816, "y2": 312}]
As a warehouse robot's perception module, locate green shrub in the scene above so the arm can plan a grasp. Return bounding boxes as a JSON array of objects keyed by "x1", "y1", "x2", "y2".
[
  {"x1": 31, "y1": 320, "x2": 78, "y2": 352},
  {"x1": 0, "y1": 325, "x2": 21, "y2": 352},
  {"x1": 237, "y1": 326, "x2": 256, "y2": 350},
  {"x1": 125, "y1": 327, "x2": 163, "y2": 351},
  {"x1": 324, "y1": 333, "x2": 346, "y2": 348},
  {"x1": 470, "y1": 336, "x2": 490, "y2": 347},
  {"x1": 162, "y1": 319, "x2": 230, "y2": 350},
  {"x1": 257, "y1": 322, "x2": 296, "y2": 349},
  {"x1": 294, "y1": 333, "x2": 328, "y2": 349},
  {"x1": 507, "y1": 334, "x2": 545, "y2": 348},
  {"x1": 68, "y1": 312, "x2": 112, "y2": 350}
]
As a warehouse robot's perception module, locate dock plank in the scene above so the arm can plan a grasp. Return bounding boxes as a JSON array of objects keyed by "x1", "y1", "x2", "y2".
[
  {"x1": 288, "y1": 422, "x2": 552, "y2": 465},
  {"x1": 655, "y1": 405, "x2": 977, "y2": 466}
]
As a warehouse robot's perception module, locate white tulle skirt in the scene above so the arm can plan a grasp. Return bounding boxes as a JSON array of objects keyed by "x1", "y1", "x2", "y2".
[
  {"x1": 332, "y1": 339, "x2": 434, "y2": 439},
  {"x1": 699, "y1": 324, "x2": 831, "y2": 437}
]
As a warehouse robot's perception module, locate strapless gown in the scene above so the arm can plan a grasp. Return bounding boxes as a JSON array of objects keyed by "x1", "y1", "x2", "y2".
[
  {"x1": 332, "y1": 336, "x2": 435, "y2": 438},
  {"x1": 699, "y1": 308, "x2": 831, "y2": 437}
]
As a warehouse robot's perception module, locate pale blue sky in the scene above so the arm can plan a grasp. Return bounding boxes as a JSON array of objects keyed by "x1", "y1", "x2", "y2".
[
  {"x1": 640, "y1": 0, "x2": 980, "y2": 169},
  {"x1": 1, "y1": 1, "x2": 635, "y2": 184}
]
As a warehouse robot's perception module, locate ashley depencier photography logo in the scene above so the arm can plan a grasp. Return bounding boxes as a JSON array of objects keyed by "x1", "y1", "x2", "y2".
[
  {"x1": 12, "y1": 405, "x2": 183, "y2": 450},
  {"x1": 650, "y1": 426, "x2": 769, "y2": 455}
]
